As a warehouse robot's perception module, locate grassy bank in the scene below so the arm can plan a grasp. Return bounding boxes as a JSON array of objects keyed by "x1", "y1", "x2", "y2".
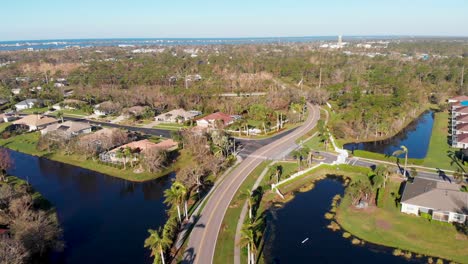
[
  {"x1": 350, "y1": 149, "x2": 424, "y2": 165},
  {"x1": 423, "y1": 111, "x2": 466, "y2": 171},
  {"x1": 0, "y1": 123, "x2": 186, "y2": 181},
  {"x1": 336, "y1": 180, "x2": 468, "y2": 263}
]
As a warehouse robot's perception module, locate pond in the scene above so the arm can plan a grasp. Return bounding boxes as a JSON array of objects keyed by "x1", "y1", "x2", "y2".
[
  {"x1": 6, "y1": 150, "x2": 172, "y2": 264},
  {"x1": 263, "y1": 178, "x2": 420, "y2": 263},
  {"x1": 343, "y1": 111, "x2": 434, "y2": 159}
]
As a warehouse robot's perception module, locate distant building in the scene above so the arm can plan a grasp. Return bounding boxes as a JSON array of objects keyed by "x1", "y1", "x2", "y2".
[{"x1": 401, "y1": 178, "x2": 467, "y2": 224}]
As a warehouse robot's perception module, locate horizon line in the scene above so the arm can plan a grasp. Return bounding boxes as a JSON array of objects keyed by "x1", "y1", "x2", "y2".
[{"x1": 2, "y1": 34, "x2": 468, "y2": 43}]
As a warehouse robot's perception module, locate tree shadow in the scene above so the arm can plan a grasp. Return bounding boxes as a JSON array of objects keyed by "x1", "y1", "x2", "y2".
[{"x1": 436, "y1": 168, "x2": 452, "y2": 183}]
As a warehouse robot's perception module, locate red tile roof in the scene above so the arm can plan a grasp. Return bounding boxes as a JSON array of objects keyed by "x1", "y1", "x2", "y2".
[
  {"x1": 450, "y1": 95, "x2": 468, "y2": 101},
  {"x1": 198, "y1": 112, "x2": 234, "y2": 125},
  {"x1": 456, "y1": 123, "x2": 468, "y2": 132},
  {"x1": 457, "y1": 115, "x2": 468, "y2": 123},
  {"x1": 457, "y1": 133, "x2": 468, "y2": 143},
  {"x1": 454, "y1": 106, "x2": 468, "y2": 114}
]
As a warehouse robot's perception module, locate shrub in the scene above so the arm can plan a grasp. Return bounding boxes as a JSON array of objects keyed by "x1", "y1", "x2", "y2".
[
  {"x1": 351, "y1": 238, "x2": 361, "y2": 245},
  {"x1": 342, "y1": 232, "x2": 351, "y2": 238},
  {"x1": 324, "y1": 213, "x2": 334, "y2": 220},
  {"x1": 420, "y1": 212, "x2": 432, "y2": 221},
  {"x1": 393, "y1": 249, "x2": 403, "y2": 256}
]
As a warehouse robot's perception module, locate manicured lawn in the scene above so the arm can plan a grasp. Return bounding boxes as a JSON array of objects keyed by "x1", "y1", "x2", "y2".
[
  {"x1": 336, "y1": 180, "x2": 468, "y2": 263},
  {"x1": 55, "y1": 108, "x2": 90, "y2": 117},
  {"x1": 20, "y1": 107, "x2": 49, "y2": 114},
  {"x1": 423, "y1": 111, "x2": 465, "y2": 171},
  {"x1": 153, "y1": 123, "x2": 187, "y2": 130},
  {"x1": 302, "y1": 134, "x2": 327, "y2": 151},
  {"x1": 213, "y1": 161, "x2": 270, "y2": 264},
  {"x1": 350, "y1": 150, "x2": 424, "y2": 165}
]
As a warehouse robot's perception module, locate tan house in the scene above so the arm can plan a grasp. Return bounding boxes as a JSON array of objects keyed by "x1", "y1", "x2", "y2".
[
  {"x1": 401, "y1": 178, "x2": 467, "y2": 224},
  {"x1": 13, "y1": 115, "x2": 58, "y2": 131},
  {"x1": 41, "y1": 121, "x2": 92, "y2": 138},
  {"x1": 102, "y1": 139, "x2": 178, "y2": 163}
]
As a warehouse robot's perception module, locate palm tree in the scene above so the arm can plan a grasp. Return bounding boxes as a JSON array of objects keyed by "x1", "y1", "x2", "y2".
[
  {"x1": 240, "y1": 223, "x2": 256, "y2": 264},
  {"x1": 453, "y1": 168, "x2": 464, "y2": 184},
  {"x1": 374, "y1": 164, "x2": 390, "y2": 188},
  {"x1": 144, "y1": 228, "x2": 172, "y2": 264},
  {"x1": 392, "y1": 145, "x2": 408, "y2": 177},
  {"x1": 124, "y1": 147, "x2": 133, "y2": 168},
  {"x1": 116, "y1": 148, "x2": 126, "y2": 170},
  {"x1": 164, "y1": 184, "x2": 183, "y2": 222},
  {"x1": 57, "y1": 111, "x2": 64, "y2": 123},
  {"x1": 291, "y1": 150, "x2": 302, "y2": 170},
  {"x1": 243, "y1": 190, "x2": 255, "y2": 220},
  {"x1": 173, "y1": 181, "x2": 189, "y2": 220}
]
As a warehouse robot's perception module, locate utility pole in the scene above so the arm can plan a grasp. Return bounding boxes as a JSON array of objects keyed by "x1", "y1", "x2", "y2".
[
  {"x1": 318, "y1": 67, "x2": 322, "y2": 89},
  {"x1": 461, "y1": 65, "x2": 465, "y2": 90}
]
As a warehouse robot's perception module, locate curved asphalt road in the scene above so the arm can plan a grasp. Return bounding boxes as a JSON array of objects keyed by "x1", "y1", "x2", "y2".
[{"x1": 181, "y1": 103, "x2": 320, "y2": 264}]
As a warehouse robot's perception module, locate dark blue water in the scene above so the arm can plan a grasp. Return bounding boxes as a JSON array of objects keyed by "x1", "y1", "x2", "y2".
[
  {"x1": 0, "y1": 36, "x2": 403, "y2": 51},
  {"x1": 6, "y1": 150, "x2": 172, "y2": 264},
  {"x1": 264, "y1": 179, "x2": 416, "y2": 263},
  {"x1": 343, "y1": 111, "x2": 435, "y2": 159}
]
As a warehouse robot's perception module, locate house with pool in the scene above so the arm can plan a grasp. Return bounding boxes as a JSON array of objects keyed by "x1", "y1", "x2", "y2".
[{"x1": 400, "y1": 178, "x2": 467, "y2": 224}]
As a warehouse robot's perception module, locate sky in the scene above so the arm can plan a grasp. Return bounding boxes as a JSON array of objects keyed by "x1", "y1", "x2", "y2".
[{"x1": 1, "y1": 0, "x2": 467, "y2": 41}]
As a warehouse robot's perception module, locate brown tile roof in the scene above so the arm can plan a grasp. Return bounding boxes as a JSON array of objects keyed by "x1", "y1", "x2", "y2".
[
  {"x1": 13, "y1": 115, "x2": 58, "y2": 127},
  {"x1": 401, "y1": 178, "x2": 468, "y2": 214}
]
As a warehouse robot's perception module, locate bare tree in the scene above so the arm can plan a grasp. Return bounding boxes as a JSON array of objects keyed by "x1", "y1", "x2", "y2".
[
  {"x1": 142, "y1": 149, "x2": 167, "y2": 173},
  {"x1": 0, "y1": 149, "x2": 13, "y2": 182}
]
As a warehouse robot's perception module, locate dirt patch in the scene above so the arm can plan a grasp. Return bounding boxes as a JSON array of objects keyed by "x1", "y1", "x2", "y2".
[
  {"x1": 455, "y1": 233, "x2": 467, "y2": 240},
  {"x1": 376, "y1": 219, "x2": 392, "y2": 230}
]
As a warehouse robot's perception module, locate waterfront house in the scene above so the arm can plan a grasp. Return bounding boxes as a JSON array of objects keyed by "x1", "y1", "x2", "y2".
[
  {"x1": 0, "y1": 99, "x2": 8, "y2": 106},
  {"x1": 155, "y1": 108, "x2": 201, "y2": 123},
  {"x1": 196, "y1": 112, "x2": 234, "y2": 128},
  {"x1": 14, "y1": 99, "x2": 39, "y2": 111},
  {"x1": 13, "y1": 115, "x2": 58, "y2": 131},
  {"x1": 455, "y1": 123, "x2": 468, "y2": 135},
  {"x1": 101, "y1": 139, "x2": 177, "y2": 163},
  {"x1": 448, "y1": 95, "x2": 468, "y2": 104},
  {"x1": 401, "y1": 177, "x2": 467, "y2": 224},
  {"x1": 41, "y1": 121, "x2": 92, "y2": 138}
]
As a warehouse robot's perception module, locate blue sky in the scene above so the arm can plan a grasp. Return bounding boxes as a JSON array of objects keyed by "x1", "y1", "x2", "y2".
[{"x1": 1, "y1": 0, "x2": 467, "y2": 40}]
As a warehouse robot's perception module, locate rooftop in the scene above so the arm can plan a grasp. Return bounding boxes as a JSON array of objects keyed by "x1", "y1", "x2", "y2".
[{"x1": 401, "y1": 177, "x2": 468, "y2": 214}]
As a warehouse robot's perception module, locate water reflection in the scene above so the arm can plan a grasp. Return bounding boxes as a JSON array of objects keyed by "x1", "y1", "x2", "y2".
[
  {"x1": 6, "y1": 149, "x2": 173, "y2": 264},
  {"x1": 343, "y1": 111, "x2": 435, "y2": 159},
  {"x1": 264, "y1": 178, "x2": 418, "y2": 263}
]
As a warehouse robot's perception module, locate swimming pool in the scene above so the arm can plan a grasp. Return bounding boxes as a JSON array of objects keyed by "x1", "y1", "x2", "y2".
[{"x1": 461, "y1": 101, "x2": 468, "y2": 106}]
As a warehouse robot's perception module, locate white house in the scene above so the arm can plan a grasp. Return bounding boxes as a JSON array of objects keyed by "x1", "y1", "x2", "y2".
[
  {"x1": 155, "y1": 109, "x2": 201, "y2": 123},
  {"x1": 401, "y1": 177, "x2": 467, "y2": 224},
  {"x1": 15, "y1": 99, "x2": 39, "y2": 111}
]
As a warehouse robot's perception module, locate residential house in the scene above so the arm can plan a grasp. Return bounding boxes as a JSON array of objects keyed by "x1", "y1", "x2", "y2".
[
  {"x1": 11, "y1": 88, "x2": 21, "y2": 95},
  {"x1": 453, "y1": 134, "x2": 468, "y2": 149},
  {"x1": 52, "y1": 99, "x2": 86, "y2": 111},
  {"x1": 15, "y1": 99, "x2": 39, "y2": 111},
  {"x1": 101, "y1": 139, "x2": 178, "y2": 163},
  {"x1": 41, "y1": 121, "x2": 92, "y2": 138},
  {"x1": 401, "y1": 177, "x2": 467, "y2": 224},
  {"x1": 455, "y1": 123, "x2": 468, "y2": 135},
  {"x1": 0, "y1": 99, "x2": 8, "y2": 106},
  {"x1": 196, "y1": 112, "x2": 234, "y2": 128},
  {"x1": 13, "y1": 115, "x2": 58, "y2": 131},
  {"x1": 155, "y1": 109, "x2": 201, "y2": 123},
  {"x1": 448, "y1": 95, "x2": 468, "y2": 104}
]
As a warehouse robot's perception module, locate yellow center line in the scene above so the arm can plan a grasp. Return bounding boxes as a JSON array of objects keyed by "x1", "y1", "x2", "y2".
[{"x1": 193, "y1": 104, "x2": 319, "y2": 264}]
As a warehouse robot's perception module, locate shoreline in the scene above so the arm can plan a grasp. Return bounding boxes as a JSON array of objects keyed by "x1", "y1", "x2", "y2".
[
  {"x1": 4, "y1": 147, "x2": 174, "y2": 182},
  {"x1": 259, "y1": 168, "x2": 464, "y2": 263},
  {"x1": 338, "y1": 105, "x2": 434, "y2": 147}
]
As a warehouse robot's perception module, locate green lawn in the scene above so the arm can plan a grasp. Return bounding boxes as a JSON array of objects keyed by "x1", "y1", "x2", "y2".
[
  {"x1": 350, "y1": 150, "x2": 424, "y2": 165},
  {"x1": 55, "y1": 108, "x2": 90, "y2": 117},
  {"x1": 20, "y1": 107, "x2": 49, "y2": 114},
  {"x1": 0, "y1": 123, "x2": 187, "y2": 182},
  {"x1": 336, "y1": 180, "x2": 468, "y2": 263},
  {"x1": 153, "y1": 123, "x2": 187, "y2": 130},
  {"x1": 423, "y1": 111, "x2": 465, "y2": 171},
  {"x1": 302, "y1": 134, "x2": 327, "y2": 151},
  {"x1": 213, "y1": 161, "x2": 270, "y2": 264}
]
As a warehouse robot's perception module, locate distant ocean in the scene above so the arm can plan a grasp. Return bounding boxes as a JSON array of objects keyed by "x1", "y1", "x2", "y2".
[{"x1": 0, "y1": 36, "x2": 400, "y2": 51}]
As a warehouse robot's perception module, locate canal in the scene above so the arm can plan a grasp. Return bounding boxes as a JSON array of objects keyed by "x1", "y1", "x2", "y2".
[
  {"x1": 343, "y1": 111, "x2": 435, "y2": 159},
  {"x1": 264, "y1": 178, "x2": 420, "y2": 263},
  {"x1": 6, "y1": 150, "x2": 172, "y2": 264}
]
